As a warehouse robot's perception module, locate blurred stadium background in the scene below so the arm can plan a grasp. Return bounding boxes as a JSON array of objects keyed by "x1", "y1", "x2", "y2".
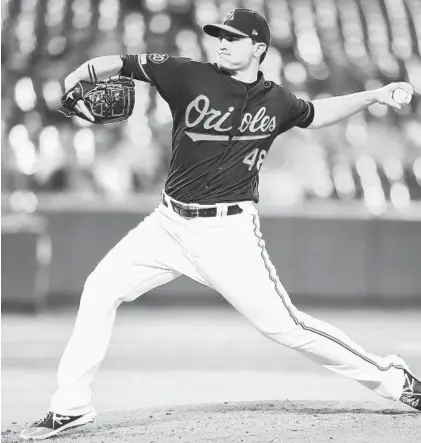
[
  {"x1": 2, "y1": 0, "x2": 421, "y2": 430},
  {"x1": 2, "y1": 0, "x2": 421, "y2": 204},
  {"x1": 2, "y1": 0, "x2": 421, "y2": 310}
]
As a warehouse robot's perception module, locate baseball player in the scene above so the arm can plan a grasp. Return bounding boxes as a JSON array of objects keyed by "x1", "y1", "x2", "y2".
[{"x1": 21, "y1": 8, "x2": 420, "y2": 440}]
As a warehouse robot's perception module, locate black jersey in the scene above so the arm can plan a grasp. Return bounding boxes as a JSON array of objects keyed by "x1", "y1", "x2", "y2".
[{"x1": 120, "y1": 53, "x2": 314, "y2": 204}]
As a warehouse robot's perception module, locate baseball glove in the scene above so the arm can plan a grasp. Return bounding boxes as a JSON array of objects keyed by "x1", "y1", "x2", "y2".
[{"x1": 60, "y1": 66, "x2": 135, "y2": 124}]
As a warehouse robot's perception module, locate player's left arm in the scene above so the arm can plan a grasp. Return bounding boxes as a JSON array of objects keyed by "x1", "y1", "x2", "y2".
[{"x1": 309, "y1": 82, "x2": 415, "y2": 129}]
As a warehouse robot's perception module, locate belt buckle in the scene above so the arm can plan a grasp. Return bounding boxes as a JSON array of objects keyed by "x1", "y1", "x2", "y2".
[
  {"x1": 178, "y1": 204, "x2": 199, "y2": 219},
  {"x1": 187, "y1": 207, "x2": 200, "y2": 219}
]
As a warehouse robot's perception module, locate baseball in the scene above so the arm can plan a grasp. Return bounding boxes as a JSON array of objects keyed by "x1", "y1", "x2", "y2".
[{"x1": 392, "y1": 88, "x2": 412, "y2": 105}]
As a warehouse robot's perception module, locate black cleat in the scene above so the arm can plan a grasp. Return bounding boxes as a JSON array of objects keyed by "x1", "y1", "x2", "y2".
[
  {"x1": 400, "y1": 369, "x2": 421, "y2": 411},
  {"x1": 20, "y1": 410, "x2": 96, "y2": 440}
]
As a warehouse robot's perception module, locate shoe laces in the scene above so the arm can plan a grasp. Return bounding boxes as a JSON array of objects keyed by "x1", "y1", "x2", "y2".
[
  {"x1": 52, "y1": 413, "x2": 71, "y2": 425},
  {"x1": 402, "y1": 372, "x2": 416, "y2": 395},
  {"x1": 33, "y1": 412, "x2": 51, "y2": 426},
  {"x1": 32, "y1": 412, "x2": 72, "y2": 427}
]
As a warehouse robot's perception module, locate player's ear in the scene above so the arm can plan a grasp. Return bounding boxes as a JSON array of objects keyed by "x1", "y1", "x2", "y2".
[{"x1": 254, "y1": 42, "x2": 267, "y2": 60}]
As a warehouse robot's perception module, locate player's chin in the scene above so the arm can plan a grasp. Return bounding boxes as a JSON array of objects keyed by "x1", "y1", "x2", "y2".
[{"x1": 217, "y1": 60, "x2": 236, "y2": 74}]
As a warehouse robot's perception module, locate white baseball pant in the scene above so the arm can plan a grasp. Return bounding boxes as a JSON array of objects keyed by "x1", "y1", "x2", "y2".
[{"x1": 50, "y1": 194, "x2": 405, "y2": 415}]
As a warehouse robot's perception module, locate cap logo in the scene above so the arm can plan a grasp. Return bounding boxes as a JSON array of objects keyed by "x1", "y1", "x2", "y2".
[
  {"x1": 223, "y1": 10, "x2": 235, "y2": 23},
  {"x1": 252, "y1": 29, "x2": 258, "y2": 36}
]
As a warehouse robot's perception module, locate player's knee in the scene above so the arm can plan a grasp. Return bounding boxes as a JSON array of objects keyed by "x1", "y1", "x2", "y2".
[
  {"x1": 81, "y1": 266, "x2": 134, "y2": 307},
  {"x1": 251, "y1": 306, "x2": 301, "y2": 337},
  {"x1": 255, "y1": 321, "x2": 297, "y2": 336},
  {"x1": 80, "y1": 268, "x2": 111, "y2": 304},
  {"x1": 258, "y1": 323, "x2": 304, "y2": 346},
  {"x1": 82, "y1": 270, "x2": 100, "y2": 294}
]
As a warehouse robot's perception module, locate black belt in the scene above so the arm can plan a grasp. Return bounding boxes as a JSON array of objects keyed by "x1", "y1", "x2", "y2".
[{"x1": 162, "y1": 195, "x2": 243, "y2": 218}]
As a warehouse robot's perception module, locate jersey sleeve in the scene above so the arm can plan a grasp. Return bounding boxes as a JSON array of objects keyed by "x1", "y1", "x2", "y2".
[
  {"x1": 119, "y1": 53, "x2": 192, "y2": 105},
  {"x1": 278, "y1": 87, "x2": 315, "y2": 133}
]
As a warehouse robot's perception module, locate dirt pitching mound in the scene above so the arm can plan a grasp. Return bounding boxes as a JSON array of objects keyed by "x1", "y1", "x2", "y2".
[{"x1": 4, "y1": 400, "x2": 420, "y2": 443}]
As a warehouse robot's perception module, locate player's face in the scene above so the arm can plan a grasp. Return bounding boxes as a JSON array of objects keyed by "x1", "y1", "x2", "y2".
[{"x1": 216, "y1": 31, "x2": 257, "y2": 72}]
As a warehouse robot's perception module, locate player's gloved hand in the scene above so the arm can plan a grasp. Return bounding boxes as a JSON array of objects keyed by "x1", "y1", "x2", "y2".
[
  {"x1": 60, "y1": 66, "x2": 135, "y2": 124},
  {"x1": 373, "y1": 82, "x2": 414, "y2": 110}
]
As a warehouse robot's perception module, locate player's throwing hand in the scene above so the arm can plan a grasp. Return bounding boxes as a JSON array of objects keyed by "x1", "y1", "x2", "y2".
[{"x1": 374, "y1": 82, "x2": 415, "y2": 110}]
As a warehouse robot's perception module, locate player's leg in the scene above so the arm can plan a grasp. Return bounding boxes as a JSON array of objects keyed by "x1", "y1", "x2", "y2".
[
  {"x1": 194, "y1": 205, "x2": 411, "y2": 404},
  {"x1": 48, "y1": 209, "x2": 194, "y2": 417},
  {"x1": 49, "y1": 202, "x2": 210, "y2": 416},
  {"x1": 21, "y1": 206, "x2": 212, "y2": 439}
]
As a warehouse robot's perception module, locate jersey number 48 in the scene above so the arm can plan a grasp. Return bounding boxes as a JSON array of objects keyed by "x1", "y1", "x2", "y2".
[{"x1": 243, "y1": 148, "x2": 267, "y2": 171}]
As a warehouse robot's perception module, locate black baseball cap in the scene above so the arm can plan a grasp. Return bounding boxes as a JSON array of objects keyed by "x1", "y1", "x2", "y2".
[{"x1": 203, "y1": 8, "x2": 271, "y2": 47}]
